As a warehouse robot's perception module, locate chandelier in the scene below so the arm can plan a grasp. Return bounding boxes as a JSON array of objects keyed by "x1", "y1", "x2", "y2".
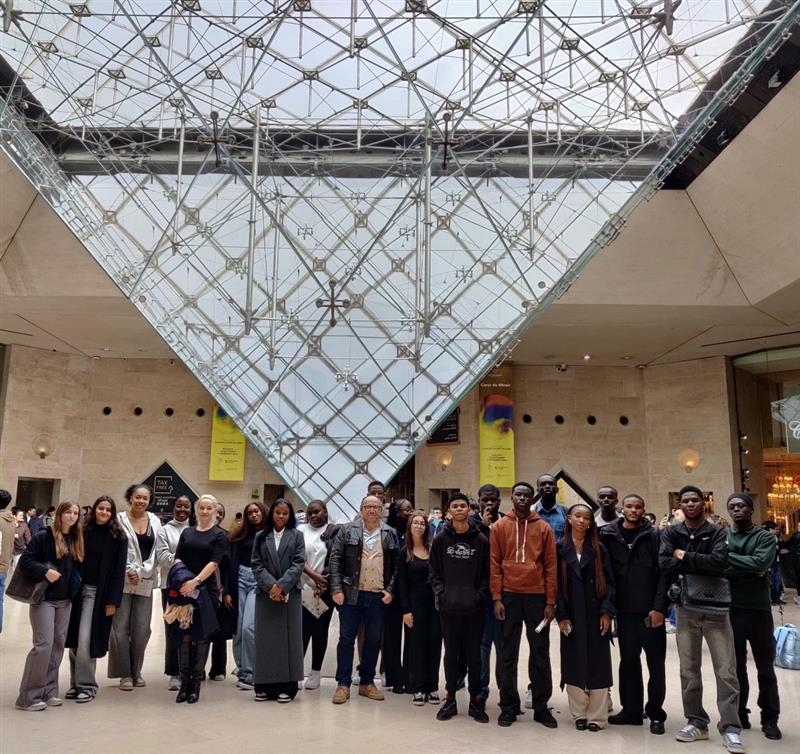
[{"x1": 767, "y1": 475, "x2": 800, "y2": 517}]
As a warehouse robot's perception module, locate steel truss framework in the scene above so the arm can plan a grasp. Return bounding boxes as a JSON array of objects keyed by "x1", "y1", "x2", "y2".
[{"x1": 1, "y1": 1, "x2": 799, "y2": 518}]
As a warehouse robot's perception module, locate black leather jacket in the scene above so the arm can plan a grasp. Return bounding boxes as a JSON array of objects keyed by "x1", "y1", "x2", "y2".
[{"x1": 328, "y1": 520, "x2": 400, "y2": 605}]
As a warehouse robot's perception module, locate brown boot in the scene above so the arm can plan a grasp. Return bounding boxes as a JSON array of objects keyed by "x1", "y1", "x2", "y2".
[
  {"x1": 358, "y1": 683, "x2": 385, "y2": 701},
  {"x1": 332, "y1": 685, "x2": 351, "y2": 705}
]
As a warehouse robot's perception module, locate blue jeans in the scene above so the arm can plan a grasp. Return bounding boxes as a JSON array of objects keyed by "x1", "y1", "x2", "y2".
[
  {"x1": 336, "y1": 591, "x2": 385, "y2": 686},
  {"x1": 0, "y1": 570, "x2": 6, "y2": 634},
  {"x1": 233, "y1": 565, "x2": 257, "y2": 684}
]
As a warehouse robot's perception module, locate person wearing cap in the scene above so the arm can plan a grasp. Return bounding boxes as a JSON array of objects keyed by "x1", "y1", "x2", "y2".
[
  {"x1": 659, "y1": 485, "x2": 743, "y2": 754},
  {"x1": 491, "y1": 481, "x2": 558, "y2": 729},
  {"x1": 726, "y1": 493, "x2": 781, "y2": 741},
  {"x1": 556, "y1": 501, "x2": 616, "y2": 731}
]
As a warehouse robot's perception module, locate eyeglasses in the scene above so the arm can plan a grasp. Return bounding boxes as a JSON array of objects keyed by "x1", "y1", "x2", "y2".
[{"x1": 362, "y1": 505, "x2": 382, "y2": 512}]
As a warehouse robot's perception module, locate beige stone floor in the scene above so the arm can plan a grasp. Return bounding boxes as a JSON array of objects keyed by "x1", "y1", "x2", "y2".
[{"x1": 1, "y1": 596, "x2": 798, "y2": 754}]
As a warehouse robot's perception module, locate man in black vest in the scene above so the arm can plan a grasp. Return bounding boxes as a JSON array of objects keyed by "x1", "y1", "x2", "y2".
[{"x1": 601, "y1": 493, "x2": 668, "y2": 734}]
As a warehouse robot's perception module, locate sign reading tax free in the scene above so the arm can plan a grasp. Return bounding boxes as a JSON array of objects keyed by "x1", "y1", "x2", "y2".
[{"x1": 141, "y1": 461, "x2": 198, "y2": 522}]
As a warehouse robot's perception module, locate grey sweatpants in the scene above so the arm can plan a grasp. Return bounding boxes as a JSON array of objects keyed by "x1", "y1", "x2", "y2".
[
  {"x1": 108, "y1": 592, "x2": 152, "y2": 680},
  {"x1": 675, "y1": 606, "x2": 741, "y2": 735},
  {"x1": 16, "y1": 599, "x2": 71, "y2": 707}
]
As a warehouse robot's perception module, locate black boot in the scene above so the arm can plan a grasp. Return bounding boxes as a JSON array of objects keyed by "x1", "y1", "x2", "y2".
[
  {"x1": 176, "y1": 643, "x2": 192, "y2": 703},
  {"x1": 188, "y1": 642, "x2": 210, "y2": 704}
]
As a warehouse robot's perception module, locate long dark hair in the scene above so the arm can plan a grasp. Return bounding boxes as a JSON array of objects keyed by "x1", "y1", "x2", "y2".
[
  {"x1": 229, "y1": 501, "x2": 268, "y2": 543},
  {"x1": 405, "y1": 511, "x2": 431, "y2": 561},
  {"x1": 85, "y1": 495, "x2": 126, "y2": 540},
  {"x1": 264, "y1": 498, "x2": 296, "y2": 533},
  {"x1": 561, "y1": 505, "x2": 606, "y2": 601}
]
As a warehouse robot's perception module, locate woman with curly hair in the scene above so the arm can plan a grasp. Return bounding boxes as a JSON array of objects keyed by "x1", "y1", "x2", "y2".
[{"x1": 65, "y1": 496, "x2": 128, "y2": 702}]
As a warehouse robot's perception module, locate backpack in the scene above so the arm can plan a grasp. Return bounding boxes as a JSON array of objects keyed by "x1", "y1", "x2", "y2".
[{"x1": 774, "y1": 624, "x2": 800, "y2": 670}]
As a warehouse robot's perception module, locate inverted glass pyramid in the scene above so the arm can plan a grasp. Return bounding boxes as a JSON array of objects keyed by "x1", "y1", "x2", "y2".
[{"x1": 2, "y1": 1, "x2": 797, "y2": 518}]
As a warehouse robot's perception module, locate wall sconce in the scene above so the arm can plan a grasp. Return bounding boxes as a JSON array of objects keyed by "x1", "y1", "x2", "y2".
[
  {"x1": 678, "y1": 448, "x2": 700, "y2": 473},
  {"x1": 32, "y1": 434, "x2": 54, "y2": 460},
  {"x1": 437, "y1": 450, "x2": 453, "y2": 472}
]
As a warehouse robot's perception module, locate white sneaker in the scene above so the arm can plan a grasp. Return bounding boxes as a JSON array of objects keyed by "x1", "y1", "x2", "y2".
[
  {"x1": 167, "y1": 676, "x2": 181, "y2": 691},
  {"x1": 722, "y1": 732, "x2": 746, "y2": 753},
  {"x1": 277, "y1": 693, "x2": 292, "y2": 703},
  {"x1": 119, "y1": 677, "x2": 134, "y2": 691},
  {"x1": 675, "y1": 724, "x2": 710, "y2": 742},
  {"x1": 524, "y1": 688, "x2": 533, "y2": 709},
  {"x1": 15, "y1": 701, "x2": 47, "y2": 712},
  {"x1": 305, "y1": 670, "x2": 321, "y2": 690},
  {"x1": 45, "y1": 697, "x2": 63, "y2": 707},
  {"x1": 209, "y1": 674, "x2": 226, "y2": 682}
]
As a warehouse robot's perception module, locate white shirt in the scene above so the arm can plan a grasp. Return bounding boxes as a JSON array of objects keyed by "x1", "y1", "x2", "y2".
[{"x1": 274, "y1": 528, "x2": 285, "y2": 548}]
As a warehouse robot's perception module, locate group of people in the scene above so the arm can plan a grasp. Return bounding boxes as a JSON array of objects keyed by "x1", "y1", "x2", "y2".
[{"x1": 1, "y1": 477, "x2": 796, "y2": 754}]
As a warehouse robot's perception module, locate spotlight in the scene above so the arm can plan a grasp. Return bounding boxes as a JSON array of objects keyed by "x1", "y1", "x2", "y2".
[
  {"x1": 583, "y1": 354, "x2": 591, "y2": 361},
  {"x1": 716, "y1": 129, "x2": 731, "y2": 147}
]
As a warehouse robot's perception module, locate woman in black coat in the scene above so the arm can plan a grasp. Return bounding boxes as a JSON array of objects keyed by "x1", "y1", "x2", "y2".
[
  {"x1": 252, "y1": 499, "x2": 305, "y2": 702},
  {"x1": 556, "y1": 502, "x2": 616, "y2": 731},
  {"x1": 65, "y1": 496, "x2": 127, "y2": 702}
]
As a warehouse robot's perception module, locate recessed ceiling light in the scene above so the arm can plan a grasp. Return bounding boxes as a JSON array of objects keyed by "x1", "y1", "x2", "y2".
[
  {"x1": 583, "y1": 354, "x2": 591, "y2": 360},
  {"x1": 102, "y1": 347, "x2": 111, "y2": 351},
  {"x1": 621, "y1": 355, "x2": 631, "y2": 360}
]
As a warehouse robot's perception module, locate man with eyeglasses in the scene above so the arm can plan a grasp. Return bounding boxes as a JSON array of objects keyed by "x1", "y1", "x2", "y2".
[{"x1": 329, "y1": 494, "x2": 400, "y2": 705}]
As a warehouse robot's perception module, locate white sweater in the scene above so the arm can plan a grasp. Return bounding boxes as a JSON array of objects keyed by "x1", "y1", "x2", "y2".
[{"x1": 155, "y1": 518, "x2": 190, "y2": 587}]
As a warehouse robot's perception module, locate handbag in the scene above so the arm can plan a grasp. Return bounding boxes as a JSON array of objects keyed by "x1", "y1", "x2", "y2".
[
  {"x1": 5, "y1": 561, "x2": 56, "y2": 605},
  {"x1": 680, "y1": 572, "x2": 731, "y2": 610}
]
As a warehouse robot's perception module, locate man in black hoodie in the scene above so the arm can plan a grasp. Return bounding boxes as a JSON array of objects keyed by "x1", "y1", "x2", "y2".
[
  {"x1": 429, "y1": 492, "x2": 490, "y2": 724},
  {"x1": 659, "y1": 485, "x2": 743, "y2": 754},
  {"x1": 601, "y1": 493, "x2": 668, "y2": 734}
]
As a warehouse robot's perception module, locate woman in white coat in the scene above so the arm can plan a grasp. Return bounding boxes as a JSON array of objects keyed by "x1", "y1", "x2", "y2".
[{"x1": 108, "y1": 484, "x2": 163, "y2": 691}]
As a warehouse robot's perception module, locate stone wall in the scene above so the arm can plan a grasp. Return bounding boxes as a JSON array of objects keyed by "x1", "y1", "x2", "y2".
[{"x1": 0, "y1": 345, "x2": 286, "y2": 518}]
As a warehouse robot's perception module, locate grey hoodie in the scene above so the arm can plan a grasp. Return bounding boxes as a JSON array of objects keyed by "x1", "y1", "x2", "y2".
[{"x1": 155, "y1": 517, "x2": 190, "y2": 586}]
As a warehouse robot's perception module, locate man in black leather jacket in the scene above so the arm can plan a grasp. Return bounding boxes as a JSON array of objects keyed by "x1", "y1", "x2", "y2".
[{"x1": 328, "y1": 495, "x2": 400, "y2": 705}]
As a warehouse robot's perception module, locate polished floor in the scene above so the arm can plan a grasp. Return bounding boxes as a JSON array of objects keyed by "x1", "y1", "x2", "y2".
[{"x1": 1, "y1": 596, "x2": 797, "y2": 754}]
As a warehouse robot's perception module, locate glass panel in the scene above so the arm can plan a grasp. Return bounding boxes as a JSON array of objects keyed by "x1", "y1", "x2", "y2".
[{"x1": 3, "y1": 2, "x2": 798, "y2": 518}]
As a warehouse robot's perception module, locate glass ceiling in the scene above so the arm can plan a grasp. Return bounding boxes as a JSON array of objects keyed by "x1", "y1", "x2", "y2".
[{"x1": 1, "y1": 1, "x2": 798, "y2": 518}]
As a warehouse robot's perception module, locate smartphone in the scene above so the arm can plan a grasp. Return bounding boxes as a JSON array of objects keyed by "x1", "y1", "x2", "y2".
[{"x1": 643, "y1": 615, "x2": 652, "y2": 628}]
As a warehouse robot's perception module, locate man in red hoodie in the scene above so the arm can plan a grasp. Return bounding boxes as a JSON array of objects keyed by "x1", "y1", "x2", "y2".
[{"x1": 491, "y1": 481, "x2": 558, "y2": 728}]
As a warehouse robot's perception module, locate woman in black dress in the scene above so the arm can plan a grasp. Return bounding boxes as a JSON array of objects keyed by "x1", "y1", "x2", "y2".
[
  {"x1": 556, "y1": 502, "x2": 616, "y2": 731},
  {"x1": 398, "y1": 510, "x2": 442, "y2": 705},
  {"x1": 172, "y1": 494, "x2": 227, "y2": 704},
  {"x1": 65, "y1": 496, "x2": 127, "y2": 702},
  {"x1": 252, "y1": 499, "x2": 305, "y2": 702}
]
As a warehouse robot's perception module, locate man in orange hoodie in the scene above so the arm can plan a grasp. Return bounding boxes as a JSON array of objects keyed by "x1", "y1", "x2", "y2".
[{"x1": 491, "y1": 481, "x2": 558, "y2": 728}]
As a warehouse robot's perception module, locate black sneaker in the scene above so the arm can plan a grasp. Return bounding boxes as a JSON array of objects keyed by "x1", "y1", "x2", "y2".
[
  {"x1": 650, "y1": 720, "x2": 665, "y2": 735},
  {"x1": 436, "y1": 697, "x2": 458, "y2": 721},
  {"x1": 469, "y1": 697, "x2": 489, "y2": 724},
  {"x1": 534, "y1": 708, "x2": 558, "y2": 728},
  {"x1": 498, "y1": 711, "x2": 516, "y2": 727},
  {"x1": 762, "y1": 720, "x2": 782, "y2": 740},
  {"x1": 609, "y1": 711, "x2": 643, "y2": 726}
]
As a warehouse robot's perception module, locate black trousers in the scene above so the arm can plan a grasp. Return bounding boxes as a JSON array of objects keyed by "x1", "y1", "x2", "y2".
[
  {"x1": 730, "y1": 607, "x2": 780, "y2": 723},
  {"x1": 440, "y1": 610, "x2": 484, "y2": 696},
  {"x1": 382, "y1": 599, "x2": 404, "y2": 687},
  {"x1": 254, "y1": 682, "x2": 298, "y2": 699},
  {"x1": 302, "y1": 605, "x2": 334, "y2": 671},
  {"x1": 497, "y1": 592, "x2": 552, "y2": 715},
  {"x1": 161, "y1": 589, "x2": 179, "y2": 676},
  {"x1": 616, "y1": 612, "x2": 667, "y2": 722},
  {"x1": 403, "y1": 596, "x2": 442, "y2": 694}
]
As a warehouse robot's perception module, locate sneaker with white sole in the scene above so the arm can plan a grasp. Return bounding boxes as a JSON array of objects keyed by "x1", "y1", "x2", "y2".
[
  {"x1": 133, "y1": 677, "x2": 146, "y2": 687},
  {"x1": 45, "y1": 697, "x2": 63, "y2": 707},
  {"x1": 722, "y1": 732, "x2": 746, "y2": 753},
  {"x1": 277, "y1": 693, "x2": 292, "y2": 703},
  {"x1": 16, "y1": 701, "x2": 47, "y2": 712},
  {"x1": 209, "y1": 674, "x2": 226, "y2": 682},
  {"x1": 119, "y1": 677, "x2": 134, "y2": 691},
  {"x1": 304, "y1": 669, "x2": 321, "y2": 690},
  {"x1": 236, "y1": 679, "x2": 254, "y2": 691},
  {"x1": 675, "y1": 724, "x2": 710, "y2": 742},
  {"x1": 524, "y1": 688, "x2": 533, "y2": 710},
  {"x1": 167, "y1": 676, "x2": 181, "y2": 691}
]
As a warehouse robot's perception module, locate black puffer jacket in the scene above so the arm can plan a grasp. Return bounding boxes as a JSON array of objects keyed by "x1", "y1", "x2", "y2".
[
  {"x1": 601, "y1": 519, "x2": 668, "y2": 615},
  {"x1": 328, "y1": 520, "x2": 400, "y2": 605}
]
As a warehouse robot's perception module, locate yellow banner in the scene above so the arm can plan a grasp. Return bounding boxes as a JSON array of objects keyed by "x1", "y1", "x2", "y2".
[
  {"x1": 478, "y1": 363, "x2": 515, "y2": 487},
  {"x1": 209, "y1": 405, "x2": 246, "y2": 481}
]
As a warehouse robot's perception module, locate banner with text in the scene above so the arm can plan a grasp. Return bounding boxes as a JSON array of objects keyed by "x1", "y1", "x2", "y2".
[
  {"x1": 479, "y1": 363, "x2": 515, "y2": 487},
  {"x1": 209, "y1": 404, "x2": 246, "y2": 481}
]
